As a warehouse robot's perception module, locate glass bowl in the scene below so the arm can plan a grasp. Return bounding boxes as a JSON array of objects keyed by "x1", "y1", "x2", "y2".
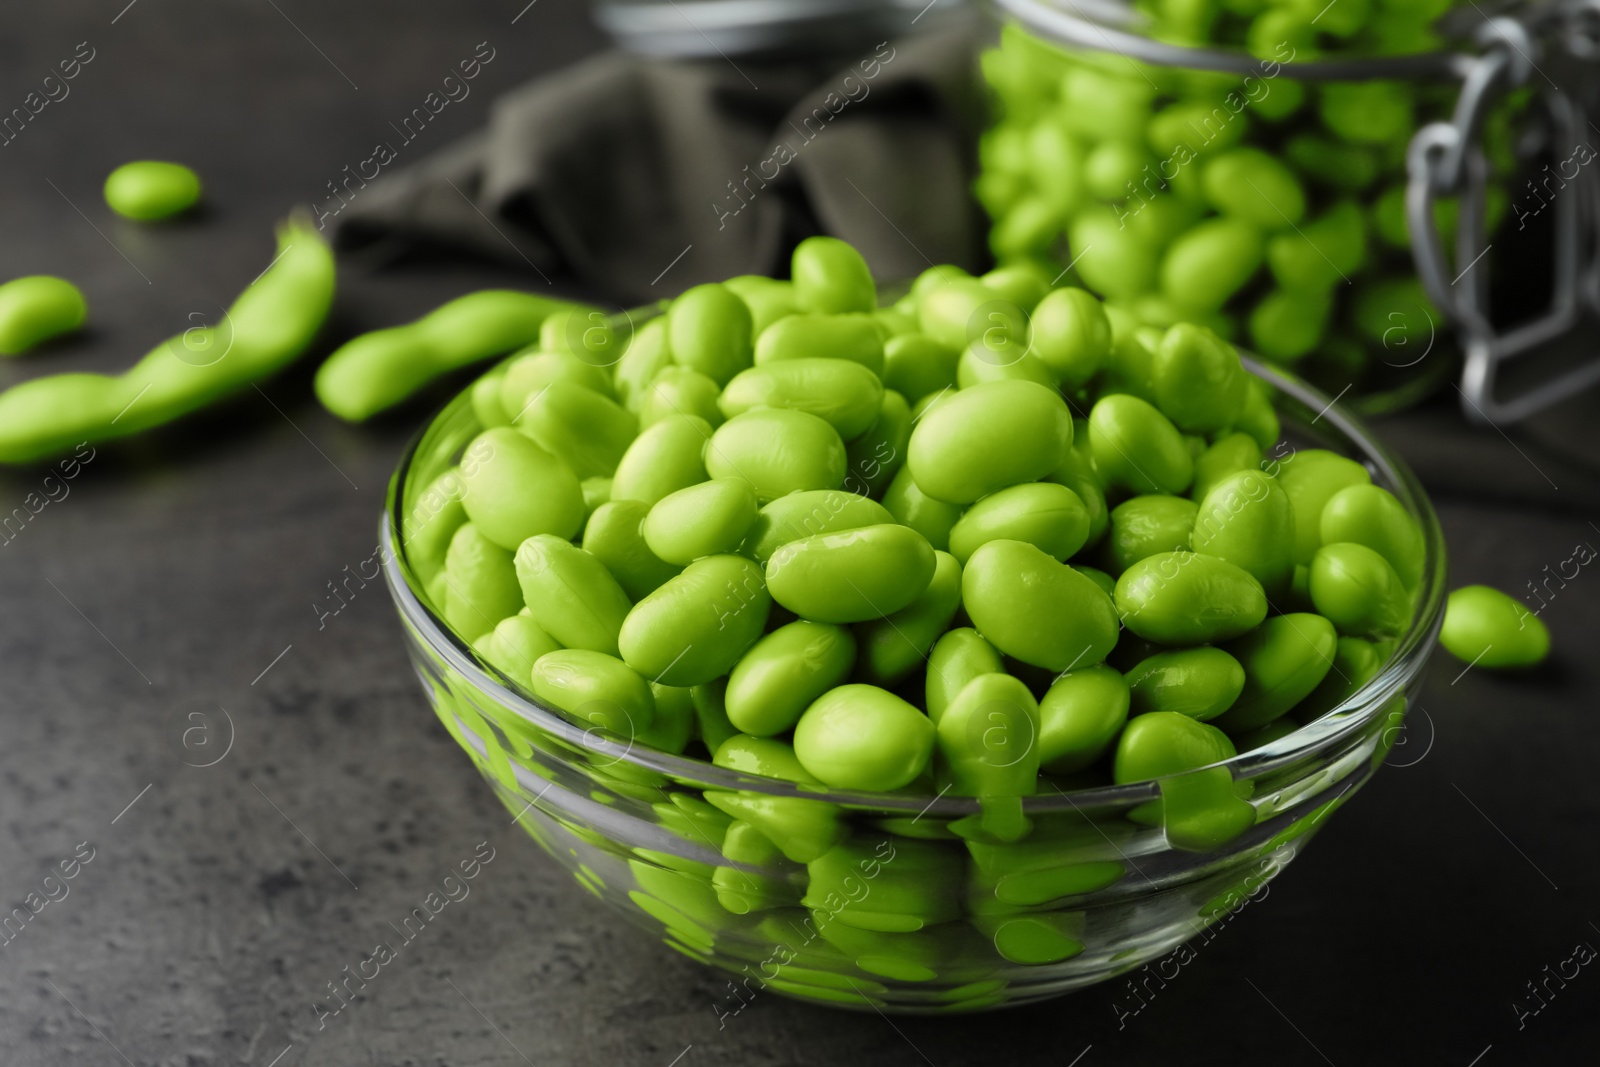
[{"x1": 381, "y1": 357, "x2": 1446, "y2": 1013}]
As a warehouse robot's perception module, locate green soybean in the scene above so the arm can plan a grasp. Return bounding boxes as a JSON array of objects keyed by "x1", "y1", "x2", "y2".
[
  {"x1": 1069, "y1": 207, "x2": 1159, "y2": 299},
  {"x1": 844, "y1": 388, "x2": 911, "y2": 497},
  {"x1": 1190, "y1": 468, "x2": 1295, "y2": 598},
  {"x1": 724, "y1": 275, "x2": 798, "y2": 334},
  {"x1": 1319, "y1": 484, "x2": 1425, "y2": 590},
  {"x1": 1191, "y1": 432, "x2": 1263, "y2": 501},
  {"x1": 1038, "y1": 665, "x2": 1130, "y2": 773},
  {"x1": 926, "y1": 628, "x2": 1006, "y2": 725},
  {"x1": 1153, "y1": 323, "x2": 1248, "y2": 433},
  {"x1": 908, "y1": 380, "x2": 1073, "y2": 504},
  {"x1": 743, "y1": 489, "x2": 895, "y2": 564},
  {"x1": 470, "y1": 369, "x2": 511, "y2": 428},
  {"x1": 1115, "y1": 551, "x2": 1268, "y2": 644},
  {"x1": 856, "y1": 550, "x2": 964, "y2": 685},
  {"x1": 706, "y1": 408, "x2": 846, "y2": 501},
  {"x1": 719, "y1": 358, "x2": 883, "y2": 439},
  {"x1": 668, "y1": 283, "x2": 753, "y2": 386},
  {"x1": 443, "y1": 523, "x2": 523, "y2": 642},
  {"x1": 610, "y1": 413, "x2": 712, "y2": 505},
  {"x1": 963, "y1": 539, "x2": 1121, "y2": 671},
  {"x1": 1114, "y1": 710, "x2": 1236, "y2": 782},
  {"x1": 793, "y1": 685, "x2": 935, "y2": 790},
  {"x1": 881, "y1": 334, "x2": 960, "y2": 403},
  {"x1": 882, "y1": 465, "x2": 964, "y2": 551},
  {"x1": 639, "y1": 365, "x2": 724, "y2": 428},
  {"x1": 1275, "y1": 449, "x2": 1372, "y2": 564},
  {"x1": 530, "y1": 649, "x2": 655, "y2": 736},
  {"x1": 103, "y1": 160, "x2": 201, "y2": 220},
  {"x1": 766, "y1": 524, "x2": 936, "y2": 623},
  {"x1": 1309, "y1": 542, "x2": 1412, "y2": 637},
  {"x1": 613, "y1": 318, "x2": 673, "y2": 412},
  {"x1": 643, "y1": 478, "x2": 758, "y2": 565},
  {"x1": 1088, "y1": 393, "x2": 1194, "y2": 495},
  {"x1": 1160, "y1": 217, "x2": 1264, "y2": 313},
  {"x1": 514, "y1": 379, "x2": 637, "y2": 479},
  {"x1": 1029, "y1": 286, "x2": 1112, "y2": 390},
  {"x1": 725, "y1": 621, "x2": 857, "y2": 736},
  {"x1": 618, "y1": 555, "x2": 771, "y2": 686},
  {"x1": 1213, "y1": 613, "x2": 1337, "y2": 731},
  {"x1": 937, "y1": 674, "x2": 1041, "y2": 836},
  {"x1": 500, "y1": 349, "x2": 614, "y2": 419},
  {"x1": 459, "y1": 427, "x2": 586, "y2": 550},
  {"x1": 1104, "y1": 494, "x2": 1197, "y2": 575},
  {"x1": 949, "y1": 482, "x2": 1091, "y2": 565},
  {"x1": 515, "y1": 534, "x2": 634, "y2": 656},
  {"x1": 0, "y1": 276, "x2": 87, "y2": 356},
  {"x1": 1126, "y1": 647, "x2": 1246, "y2": 721},
  {"x1": 473, "y1": 613, "x2": 563, "y2": 683},
  {"x1": 1440, "y1": 585, "x2": 1550, "y2": 669},
  {"x1": 582, "y1": 500, "x2": 681, "y2": 601},
  {"x1": 1266, "y1": 201, "x2": 1368, "y2": 292},
  {"x1": 754, "y1": 313, "x2": 885, "y2": 376},
  {"x1": 1202, "y1": 148, "x2": 1306, "y2": 229},
  {"x1": 1249, "y1": 288, "x2": 1332, "y2": 362},
  {"x1": 1302, "y1": 634, "x2": 1391, "y2": 715},
  {"x1": 792, "y1": 236, "x2": 876, "y2": 314}
]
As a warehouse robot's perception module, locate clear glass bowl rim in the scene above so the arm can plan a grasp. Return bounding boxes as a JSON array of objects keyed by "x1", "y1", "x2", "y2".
[{"x1": 382, "y1": 356, "x2": 1447, "y2": 816}]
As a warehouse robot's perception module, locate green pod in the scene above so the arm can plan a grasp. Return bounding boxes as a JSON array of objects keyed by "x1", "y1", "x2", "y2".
[
  {"x1": 844, "y1": 388, "x2": 910, "y2": 498},
  {"x1": 103, "y1": 160, "x2": 201, "y2": 220},
  {"x1": 856, "y1": 550, "x2": 963, "y2": 685},
  {"x1": 1088, "y1": 393, "x2": 1194, "y2": 495},
  {"x1": 1069, "y1": 207, "x2": 1159, "y2": 299},
  {"x1": 1440, "y1": 585, "x2": 1550, "y2": 669},
  {"x1": 754, "y1": 313, "x2": 885, "y2": 376},
  {"x1": 473, "y1": 613, "x2": 563, "y2": 684},
  {"x1": 1192, "y1": 432, "x2": 1263, "y2": 501},
  {"x1": 1104, "y1": 494, "x2": 1197, "y2": 575},
  {"x1": 514, "y1": 379, "x2": 637, "y2": 480},
  {"x1": 705, "y1": 408, "x2": 846, "y2": 502},
  {"x1": 1275, "y1": 449, "x2": 1372, "y2": 564},
  {"x1": 612, "y1": 317, "x2": 672, "y2": 413},
  {"x1": 0, "y1": 276, "x2": 87, "y2": 356},
  {"x1": 882, "y1": 465, "x2": 964, "y2": 552},
  {"x1": 643, "y1": 478, "x2": 759, "y2": 565},
  {"x1": 766, "y1": 524, "x2": 936, "y2": 623},
  {"x1": 724, "y1": 275, "x2": 798, "y2": 334},
  {"x1": 500, "y1": 350, "x2": 614, "y2": 420},
  {"x1": 1248, "y1": 288, "x2": 1332, "y2": 363},
  {"x1": 1212, "y1": 613, "x2": 1338, "y2": 731},
  {"x1": 882, "y1": 333, "x2": 960, "y2": 403},
  {"x1": 582, "y1": 500, "x2": 681, "y2": 601},
  {"x1": 1115, "y1": 551, "x2": 1268, "y2": 645},
  {"x1": 725, "y1": 621, "x2": 857, "y2": 736},
  {"x1": 792, "y1": 236, "x2": 876, "y2": 314},
  {"x1": 1160, "y1": 216, "x2": 1264, "y2": 313},
  {"x1": 1201, "y1": 147, "x2": 1306, "y2": 229},
  {"x1": 459, "y1": 427, "x2": 586, "y2": 550},
  {"x1": 1038, "y1": 665, "x2": 1130, "y2": 774},
  {"x1": 1319, "y1": 484, "x2": 1425, "y2": 590},
  {"x1": 963, "y1": 539, "x2": 1121, "y2": 671},
  {"x1": 937, "y1": 673, "x2": 1041, "y2": 799},
  {"x1": 515, "y1": 534, "x2": 634, "y2": 656},
  {"x1": 1309, "y1": 542, "x2": 1413, "y2": 637},
  {"x1": 925, "y1": 626, "x2": 1005, "y2": 725},
  {"x1": 638, "y1": 366, "x2": 723, "y2": 428},
  {"x1": 1153, "y1": 323, "x2": 1247, "y2": 433},
  {"x1": 530, "y1": 649, "x2": 656, "y2": 736},
  {"x1": 470, "y1": 370, "x2": 510, "y2": 429},
  {"x1": 1266, "y1": 201, "x2": 1368, "y2": 292},
  {"x1": 609, "y1": 413, "x2": 712, "y2": 505},
  {"x1": 1190, "y1": 468, "x2": 1295, "y2": 599},
  {"x1": 618, "y1": 555, "x2": 771, "y2": 686},
  {"x1": 1126, "y1": 647, "x2": 1246, "y2": 721},
  {"x1": 668, "y1": 283, "x2": 753, "y2": 386},
  {"x1": 1029, "y1": 286, "x2": 1111, "y2": 391},
  {"x1": 720, "y1": 358, "x2": 883, "y2": 439},
  {"x1": 443, "y1": 523, "x2": 523, "y2": 642},
  {"x1": 793, "y1": 685, "x2": 935, "y2": 790},
  {"x1": 949, "y1": 482, "x2": 1090, "y2": 566},
  {"x1": 907, "y1": 380, "x2": 1073, "y2": 504},
  {"x1": 638, "y1": 682, "x2": 697, "y2": 754},
  {"x1": 743, "y1": 489, "x2": 894, "y2": 564}
]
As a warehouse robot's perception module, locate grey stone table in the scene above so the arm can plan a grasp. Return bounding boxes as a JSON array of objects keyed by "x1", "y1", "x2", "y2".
[{"x1": 1, "y1": 3, "x2": 1597, "y2": 1064}]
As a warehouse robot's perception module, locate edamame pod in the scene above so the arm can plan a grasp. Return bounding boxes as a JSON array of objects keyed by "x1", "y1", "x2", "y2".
[
  {"x1": 530, "y1": 649, "x2": 655, "y2": 736},
  {"x1": 515, "y1": 534, "x2": 634, "y2": 656},
  {"x1": 1440, "y1": 585, "x2": 1550, "y2": 668},
  {"x1": 1212, "y1": 613, "x2": 1337, "y2": 731},
  {"x1": 514, "y1": 379, "x2": 637, "y2": 479},
  {"x1": 793, "y1": 685, "x2": 935, "y2": 790},
  {"x1": 610, "y1": 413, "x2": 712, "y2": 505},
  {"x1": 1038, "y1": 665, "x2": 1130, "y2": 773},
  {"x1": 444, "y1": 523, "x2": 523, "y2": 642},
  {"x1": 618, "y1": 555, "x2": 771, "y2": 686},
  {"x1": 908, "y1": 380, "x2": 1073, "y2": 503},
  {"x1": 1309, "y1": 542, "x2": 1412, "y2": 637},
  {"x1": 963, "y1": 539, "x2": 1121, "y2": 671},
  {"x1": 1115, "y1": 551, "x2": 1268, "y2": 644},
  {"x1": 766, "y1": 524, "x2": 936, "y2": 623},
  {"x1": 1190, "y1": 468, "x2": 1295, "y2": 599},
  {"x1": 792, "y1": 236, "x2": 876, "y2": 314},
  {"x1": 926, "y1": 628, "x2": 1005, "y2": 725},
  {"x1": 856, "y1": 550, "x2": 963, "y2": 685},
  {"x1": 643, "y1": 478, "x2": 759, "y2": 565},
  {"x1": 754, "y1": 314, "x2": 885, "y2": 376},
  {"x1": 743, "y1": 489, "x2": 894, "y2": 564},
  {"x1": 459, "y1": 427, "x2": 586, "y2": 550},
  {"x1": 949, "y1": 482, "x2": 1091, "y2": 565},
  {"x1": 0, "y1": 276, "x2": 87, "y2": 356},
  {"x1": 1088, "y1": 393, "x2": 1194, "y2": 495},
  {"x1": 725, "y1": 621, "x2": 857, "y2": 736},
  {"x1": 1126, "y1": 647, "x2": 1245, "y2": 722},
  {"x1": 582, "y1": 500, "x2": 682, "y2": 601},
  {"x1": 706, "y1": 408, "x2": 846, "y2": 501},
  {"x1": 668, "y1": 283, "x2": 753, "y2": 386},
  {"x1": 719, "y1": 358, "x2": 883, "y2": 439},
  {"x1": 1319, "y1": 484, "x2": 1424, "y2": 590}
]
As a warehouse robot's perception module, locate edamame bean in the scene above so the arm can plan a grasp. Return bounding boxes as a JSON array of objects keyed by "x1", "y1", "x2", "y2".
[
  {"x1": 1212, "y1": 613, "x2": 1337, "y2": 731},
  {"x1": 844, "y1": 388, "x2": 910, "y2": 497},
  {"x1": 1266, "y1": 201, "x2": 1368, "y2": 292},
  {"x1": 1274, "y1": 449, "x2": 1372, "y2": 563},
  {"x1": 1159, "y1": 217, "x2": 1264, "y2": 312},
  {"x1": 473, "y1": 613, "x2": 563, "y2": 682},
  {"x1": 1088, "y1": 393, "x2": 1193, "y2": 495},
  {"x1": 925, "y1": 628, "x2": 1006, "y2": 724},
  {"x1": 706, "y1": 408, "x2": 846, "y2": 501},
  {"x1": 1248, "y1": 288, "x2": 1332, "y2": 362},
  {"x1": 1190, "y1": 469, "x2": 1295, "y2": 598},
  {"x1": 459, "y1": 427, "x2": 585, "y2": 550},
  {"x1": 1038, "y1": 665, "x2": 1130, "y2": 773},
  {"x1": 1153, "y1": 323, "x2": 1247, "y2": 433},
  {"x1": 742, "y1": 489, "x2": 894, "y2": 564},
  {"x1": 1440, "y1": 585, "x2": 1550, "y2": 668},
  {"x1": 1029, "y1": 286, "x2": 1112, "y2": 390},
  {"x1": 949, "y1": 482, "x2": 1091, "y2": 565},
  {"x1": 405, "y1": 470, "x2": 468, "y2": 581},
  {"x1": 692, "y1": 679, "x2": 740, "y2": 754},
  {"x1": 1319, "y1": 483, "x2": 1424, "y2": 589},
  {"x1": 1301, "y1": 634, "x2": 1391, "y2": 715},
  {"x1": 719, "y1": 358, "x2": 883, "y2": 439},
  {"x1": 103, "y1": 160, "x2": 201, "y2": 220},
  {"x1": 610, "y1": 413, "x2": 712, "y2": 505},
  {"x1": 1126, "y1": 647, "x2": 1246, "y2": 721},
  {"x1": 668, "y1": 283, "x2": 753, "y2": 386},
  {"x1": 1191, "y1": 432, "x2": 1263, "y2": 501},
  {"x1": 1069, "y1": 207, "x2": 1159, "y2": 299},
  {"x1": 792, "y1": 237, "x2": 876, "y2": 314},
  {"x1": 515, "y1": 534, "x2": 634, "y2": 656},
  {"x1": 937, "y1": 674, "x2": 1041, "y2": 840},
  {"x1": 724, "y1": 275, "x2": 798, "y2": 334},
  {"x1": 793, "y1": 685, "x2": 935, "y2": 790},
  {"x1": 500, "y1": 350, "x2": 614, "y2": 420},
  {"x1": 957, "y1": 345, "x2": 1058, "y2": 390},
  {"x1": 1115, "y1": 551, "x2": 1268, "y2": 644},
  {"x1": 882, "y1": 465, "x2": 964, "y2": 551},
  {"x1": 908, "y1": 380, "x2": 1072, "y2": 503},
  {"x1": 582, "y1": 500, "x2": 681, "y2": 601},
  {"x1": 1308, "y1": 542, "x2": 1412, "y2": 637},
  {"x1": 856, "y1": 550, "x2": 963, "y2": 685},
  {"x1": 1202, "y1": 148, "x2": 1306, "y2": 229},
  {"x1": 712, "y1": 819, "x2": 799, "y2": 914},
  {"x1": 444, "y1": 523, "x2": 524, "y2": 641},
  {"x1": 0, "y1": 276, "x2": 87, "y2": 356},
  {"x1": 618, "y1": 555, "x2": 771, "y2": 686},
  {"x1": 470, "y1": 369, "x2": 511, "y2": 428},
  {"x1": 1114, "y1": 710, "x2": 1236, "y2": 782},
  {"x1": 613, "y1": 318, "x2": 672, "y2": 412},
  {"x1": 531, "y1": 649, "x2": 655, "y2": 736},
  {"x1": 881, "y1": 334, "x2": 960, "y2": 403},
  {"x1": 963, "y1": 539, "x2": 1121, "y2": 671},
  {"x1": 1103, "y1": 494, "x2": 1197, "y2": 575},
  {"x1": 1235, "y1": 378, "x2": 1281, "y2": 453},
  {"x1": 754, "y1": 314, "x2": 885, "y2": 376},
  {"x1": 1114, "y1": 711, "x2": 1254, "y2": 850},
  {"x1": 514, "y1": 379, "x2": 637, "y2": 479},
  {"x1": 767, "y1": 524, "x2": 936, "y2": 623},
  {"x1": 725, "y1": 621, "x2": 857, "y2": 736},
  {"x1": 643, "y1": 478, "x2": 758, "y2": 565},
  {"x1": 1319, "y1": 81, "x2": 1414, "y2": 145}
]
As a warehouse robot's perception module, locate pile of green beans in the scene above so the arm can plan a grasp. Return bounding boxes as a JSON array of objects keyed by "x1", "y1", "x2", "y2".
[
  {"x1": 976, "y1": 13, "x2": 1518, "y2": 398},
  {"x1": 0, "y1": 215, "x2": 334, "y2": 464},
  {"x1": 408, "y1": 236, "x2": 1432, "y2": 854}
]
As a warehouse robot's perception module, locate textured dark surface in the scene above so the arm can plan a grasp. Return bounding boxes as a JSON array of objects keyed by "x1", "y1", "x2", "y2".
[{"x1": 1, "y1": 3, "x2": 1598, "y2": 1065}]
